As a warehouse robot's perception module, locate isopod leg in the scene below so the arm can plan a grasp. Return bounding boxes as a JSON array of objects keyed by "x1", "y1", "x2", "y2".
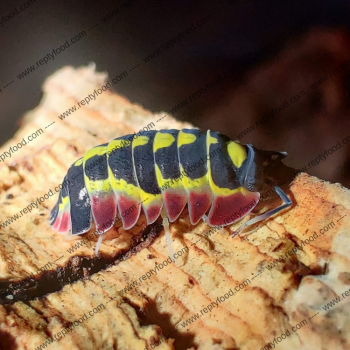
[
  {"x1": 161, "y1": 207, "x2": 176, "y2": 264},
  {"x1": 95, "y1": 234, "x2": 105, "y2": 256},
  {"x1": 231, "y1": 186, "x2": 292, "y2": 238}
]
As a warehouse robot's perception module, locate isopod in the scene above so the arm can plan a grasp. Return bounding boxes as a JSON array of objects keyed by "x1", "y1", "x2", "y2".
[{"x1": 50, "y1": 129, "x2": 292, "y2": 258}]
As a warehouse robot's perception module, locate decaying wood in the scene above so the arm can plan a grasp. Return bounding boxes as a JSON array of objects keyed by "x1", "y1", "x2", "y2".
[{"x1": 0, "y1": 65, "x2": 349, "y2": 350}]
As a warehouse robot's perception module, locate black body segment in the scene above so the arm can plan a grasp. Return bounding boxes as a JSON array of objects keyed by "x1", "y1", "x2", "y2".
[
  {"x1": 208, "y1": 131, "x2": 241, "y2": 190},
  {"x1": 107, "y1": 135, "x2": 137, "y2": 186},
  {"x1": 84, "y1": 143, "x2": 109, "y2": 181},
  {"x1": 49, "y1": 191, "x2": 60, "y2": 224},
  {"x1": 132, "y1": 130, "x2": 161, "y2": 195},
  {"x1": 67, "y1": 161, "x2": 92, "y2": 235},
  {"x1": 178, "y1": 129, "x2": 208, "y2": 179},
  {"x1": 154, "y1": 129, "x2": 181, "y2": 181}
]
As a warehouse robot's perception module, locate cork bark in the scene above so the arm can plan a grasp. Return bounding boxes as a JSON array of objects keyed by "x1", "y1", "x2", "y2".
[{"x1": 0, "y1": 65, "x2": 349, "y2": 350}]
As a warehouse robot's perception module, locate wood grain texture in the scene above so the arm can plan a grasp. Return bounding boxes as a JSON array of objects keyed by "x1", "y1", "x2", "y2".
[{"x1": 0, "y1": 65, "x2": 349, "y2": 350}]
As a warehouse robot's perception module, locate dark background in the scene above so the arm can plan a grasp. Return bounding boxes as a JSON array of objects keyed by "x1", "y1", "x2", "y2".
[{"x1": 1, "y1": 0, "x2": 350, "y2": 186}]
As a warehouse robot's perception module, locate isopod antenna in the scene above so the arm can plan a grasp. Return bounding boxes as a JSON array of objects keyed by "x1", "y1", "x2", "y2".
[{"x1": 231, "y1": 186, "x2": 292, "y2": 238}]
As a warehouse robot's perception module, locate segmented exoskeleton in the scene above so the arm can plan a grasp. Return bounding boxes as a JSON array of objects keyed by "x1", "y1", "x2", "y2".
[{"x1": 50, "y1": 129, "x2": 292, "y2": 256}]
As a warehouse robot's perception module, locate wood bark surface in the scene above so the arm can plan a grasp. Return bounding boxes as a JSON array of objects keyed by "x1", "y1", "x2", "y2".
[{"x1": 0, "y1": 65, "x2": 349, "y2": 350}]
